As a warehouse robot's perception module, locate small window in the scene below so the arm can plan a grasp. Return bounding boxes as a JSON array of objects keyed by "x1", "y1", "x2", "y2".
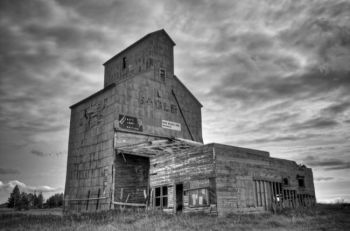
[
  {"x1": 297, "y1": 175, "x2": 305, "y2": 187},
  {"x1": 122, "y1": 57, "x2": 127, "y2": 69},
  {"x1": 159, "y1": 69, "x2": 166, "y2": 82},
  {"x1": 298, "y1": 178, "x2": 305, "y2": 187},
  {"x1": 188, "y1": 188, "x2": 209, "y2": 207},
  {"x1": 154, "y1": 186, "x2": 168, "y2": 208},
  {"x1": 283, "y1": 178, "x2": 289, "y2": 186}
]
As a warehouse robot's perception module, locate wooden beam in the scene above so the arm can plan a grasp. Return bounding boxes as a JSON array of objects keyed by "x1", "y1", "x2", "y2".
[
  {"x1": 174, "y1": 138, "x2": 203, "y2": 146},
  {"x1": 112, "y1": 201, "x2": 147, "y2": 207},
  {"x1": 171, "y1": 89, "x2": 194, "y2": 141},
  {"x1": 114, "y1": 128, "x2": 169, "y2": 140},
  {"x1": 64, "y1": 197, "x2": 108, "y2": 201}
]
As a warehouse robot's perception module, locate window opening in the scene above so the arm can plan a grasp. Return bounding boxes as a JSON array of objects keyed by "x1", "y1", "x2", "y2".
[
  {"x1": 122, "y1": 57, "x2": 127, "y2": 69},
  {"x1": 159, "y1": 69, "x2": 166, "y2": 82},
  {"x1": 188, "y1": 188, "x2": 209, "y2": 207},
  {"x1": 154, "y1": 186, "x2": 168, "y2": 208},
  {"x1": 297, "y1": 177, "x2": 305, "y2": 187}
]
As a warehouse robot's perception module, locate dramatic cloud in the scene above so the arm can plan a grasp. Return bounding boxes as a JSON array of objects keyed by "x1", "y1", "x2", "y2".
[
  {"x1": 303, "y1": 156, "x2": 350, "y2": 171},
  {"x1": 322, "y1": 102, "x2": 350, "y2": 115},
  {"x1": 0, "y1": 180, "x2": 60, "y2": 193},
  {"x1": 30, "y1": 149, "x2": 67, "y2": 158},
  {"x1": 0, "y1": 0, "x2": 349, "y2": 203},
  {"x1": 314, "y1": 177, "x2": 334, "y2": 182},
  {"x1": 30, "y1": 150, "x2": 45, "y2": 157}
]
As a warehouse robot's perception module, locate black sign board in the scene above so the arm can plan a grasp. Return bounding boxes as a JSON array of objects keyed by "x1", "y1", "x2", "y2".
[{"x1": 119, "y1": 114, "x2": 143, "y2": 132}]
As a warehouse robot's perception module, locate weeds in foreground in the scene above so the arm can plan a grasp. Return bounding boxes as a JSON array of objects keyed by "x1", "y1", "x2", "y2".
[{"x1": 0, "y1": 204, "x2": 350, "y2": 231}]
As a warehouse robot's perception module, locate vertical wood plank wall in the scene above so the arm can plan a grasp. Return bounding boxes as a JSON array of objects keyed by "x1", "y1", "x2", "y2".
[
  {"x1": 149, "y1": 144, "x2": 217, "y2": 214},
  {"x1": 65, "y1": 31, "x2": 204, "y2": 212},
  {"x1": 214, "y1": 143, "x2": 315, "y2": 216}
]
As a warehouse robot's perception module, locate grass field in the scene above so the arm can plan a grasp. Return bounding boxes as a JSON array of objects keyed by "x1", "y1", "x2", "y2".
[{"x1": 0, "y1": 204, "x2": 349, "y2": 231}]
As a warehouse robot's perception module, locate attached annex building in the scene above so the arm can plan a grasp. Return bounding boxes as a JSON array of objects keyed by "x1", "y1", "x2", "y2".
[{"x1": 64, "y1": 29, "x2": 316, "y2": 216}]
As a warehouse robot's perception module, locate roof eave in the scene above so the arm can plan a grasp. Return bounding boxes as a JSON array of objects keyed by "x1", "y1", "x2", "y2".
[
  {"x1": 173, "y1": 75, "x2": 203, "y2": 107},
  {"x1": 69, "y1": 83, "x2": 116, "y2": 109}
]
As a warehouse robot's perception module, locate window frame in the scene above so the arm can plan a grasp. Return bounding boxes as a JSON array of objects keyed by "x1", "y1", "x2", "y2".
[
  {"x1": 154, "y1": 186, "x2": 168, "y2": 208},
  {"x1": 187, "y1": 187, "x2": 210, "y2": 208}
]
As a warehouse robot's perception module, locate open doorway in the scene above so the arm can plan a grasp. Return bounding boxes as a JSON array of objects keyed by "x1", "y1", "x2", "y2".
[{"x1": 176, "y1": 183, "x2": 183, "y2": 212}]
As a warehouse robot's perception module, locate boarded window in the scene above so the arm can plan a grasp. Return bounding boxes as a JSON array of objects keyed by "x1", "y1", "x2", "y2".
[
  {"x1": 154, "y1": 186, "x2": 168, "y2": 208},
  {"x1": 254, "y1": 180, "x2": 283, "y2": 208},
  {"x1": 188, "y1": 188, "x2": 209, "y2": 207}
]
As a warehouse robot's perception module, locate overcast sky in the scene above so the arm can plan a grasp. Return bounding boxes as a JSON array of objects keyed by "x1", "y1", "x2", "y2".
[{"x1": 1, "y1": 0, "x2": 349, "y2": 203}]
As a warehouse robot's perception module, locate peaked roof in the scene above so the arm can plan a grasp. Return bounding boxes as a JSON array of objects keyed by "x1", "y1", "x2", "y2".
[{"x1": 103, "y1": 29, "x2": 176, "y2": 66}]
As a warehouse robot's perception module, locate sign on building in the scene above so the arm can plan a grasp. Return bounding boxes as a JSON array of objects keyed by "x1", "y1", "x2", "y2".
[
  {"x1": 162, "y1": 120, "x2": 181, "y2": 131},
  {"x1": 119, "y1": 114, "x2": 143, "y2": 132}
]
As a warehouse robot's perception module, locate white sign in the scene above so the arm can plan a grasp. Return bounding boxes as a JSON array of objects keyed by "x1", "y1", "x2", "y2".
[{"x1": 162, "y1": 120, "x2": 181, "y2": 131}]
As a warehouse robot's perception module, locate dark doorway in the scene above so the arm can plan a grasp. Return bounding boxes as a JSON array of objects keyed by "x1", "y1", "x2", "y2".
[{"x1": 176, "y1": 183, "x2": 183, "y2": 212}]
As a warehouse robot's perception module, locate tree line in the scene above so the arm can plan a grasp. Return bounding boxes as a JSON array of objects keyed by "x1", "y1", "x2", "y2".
[{"x1": 7, "y1": 185, "x2": 63, "y2": 210}]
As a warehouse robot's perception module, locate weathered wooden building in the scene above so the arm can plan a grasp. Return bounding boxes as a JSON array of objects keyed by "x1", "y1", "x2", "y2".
[{"x1": 64, "y1": 29, "x2": 315, "y2": 215}]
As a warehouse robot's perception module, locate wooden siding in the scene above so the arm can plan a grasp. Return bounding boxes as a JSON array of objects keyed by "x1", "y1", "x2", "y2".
[
  {"x1": 114, "y1": 154, "x2": 149, "y2": 204},
  {"x1": 214, "y1": 143, "x2": 315, "y2": 216},
  {"x1": 64, "y1": 30, "x2": 203, "y2": 212},
  {"x1": 149, "y1": 144, "x2": 217, "y2": 214},
  {"x1": 64, "y1": 86, "x2": 116, "y2": 212}
]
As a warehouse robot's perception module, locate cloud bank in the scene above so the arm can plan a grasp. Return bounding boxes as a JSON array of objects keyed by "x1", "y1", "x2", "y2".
[
  {"x1": 0, "y1": 0, "x2": 349, "y2": 203},
  {"x1": 0, "y1": 180, "x2": 60, "y2": 193}
]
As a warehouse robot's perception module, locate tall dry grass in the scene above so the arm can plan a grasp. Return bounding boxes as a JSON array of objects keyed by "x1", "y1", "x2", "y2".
[{"x1": 0, "y1": 204, "x2": 349, "y2": 230}]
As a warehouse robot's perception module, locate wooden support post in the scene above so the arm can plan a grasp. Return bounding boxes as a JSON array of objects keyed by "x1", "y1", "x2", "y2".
[
  {"x1": 260, "y1": 181, "x2": 263, "y2": 208},
  {"x1": 110, "y1": 163, "x2": 115, "y2": 209},
  {"x1": 96, "y1": 188, "x2": 100, "y2": 211},
  {"x1": 253, "y1": 181, "x2": 257, "y2": 207},
  {"x1": 86, "y1": 190, "x2": 90, "y2": 211},
  {"x1": 280, "y1": 185, "x2": 284, "y2": 209},
  {"x1": 150, "y1": 188, "x2": 154, "y2": 209},
  {"x1": 264, "y1": 181, "x2": 268, "y2": 209},
  {"x1": 257, "y1": 181, "x2": 261, "y2": 206},
  {"x1": 269, "y1": 182, "x2": 273, "y2": 210},
  {"x1": 296, "y1": 192, "x2": 299, "y2": 208}
]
